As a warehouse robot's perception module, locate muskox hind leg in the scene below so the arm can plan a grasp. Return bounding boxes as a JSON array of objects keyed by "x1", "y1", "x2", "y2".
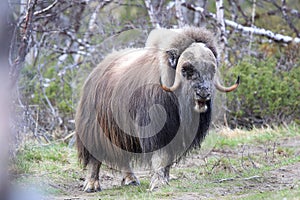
[
  {"x1": 121, "y1": 171, "x2": 140, "y2": 186},
  {"x1": 83, "y1": 158, "x2": 102, "y2": 193},
  {"x1": 149, "y1": 165, "x2": 171, "y2": 191}
]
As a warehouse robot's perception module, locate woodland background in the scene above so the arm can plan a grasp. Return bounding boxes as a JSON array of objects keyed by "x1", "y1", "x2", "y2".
[
  {"x1": 0, "y1": 0, "x2": 299, "y2": 149},
  {"x1": 0, "y1": 0, "x2": 299, "y2": 199}
]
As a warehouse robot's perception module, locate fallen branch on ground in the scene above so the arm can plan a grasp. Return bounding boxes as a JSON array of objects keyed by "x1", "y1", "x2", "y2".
[{"x1": 214, "y1": 175, "x2": 262, "y2": 183}]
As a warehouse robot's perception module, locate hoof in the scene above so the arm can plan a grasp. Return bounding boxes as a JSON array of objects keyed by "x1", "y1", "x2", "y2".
[
  {"x1": 85, "y1": 187, "x2": 102, "y2": 193},
  {"x1": 127, "y1": 180, "x2": 140, "y2": 186},
  {"x1": 83, "y1": 179, "x2": 101, "y2": 193},
  {"x1": 149, "y1": 172, "x2": 169, "y2": 191},
  {"x1": 121, "y1": 173, "x2": 140, "y2": 186}
]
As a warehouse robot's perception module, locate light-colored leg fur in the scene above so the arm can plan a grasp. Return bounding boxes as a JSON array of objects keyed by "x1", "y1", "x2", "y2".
[
  {"x1": 83, "y1": 159, "x2": 101, "y2": 193},
  {"x1": 149, "y1": 165, "x2": 171, "y2": 191},
  {"x1": 149, "y1": 152, "x2": 172, "y2": 191}
]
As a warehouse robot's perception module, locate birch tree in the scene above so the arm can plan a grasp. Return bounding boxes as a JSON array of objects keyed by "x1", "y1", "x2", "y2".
[{"x1": 6, "y1": 0, "x2": 299, "y2": 140}]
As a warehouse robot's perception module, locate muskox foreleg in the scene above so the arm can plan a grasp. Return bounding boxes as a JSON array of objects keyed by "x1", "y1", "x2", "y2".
[
  {"x1": 149, "y1": 165, "x2": 171, "y2": 191},
  {"x1": 83, "y1": 158, "x2": 102, "y2": 193},
  {"x1": 121, "y1": 171, "x2": 140, "y2": 186}
]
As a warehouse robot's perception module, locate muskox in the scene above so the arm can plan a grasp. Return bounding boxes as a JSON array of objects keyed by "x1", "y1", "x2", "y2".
[{"x1": 75, "y1": 26, "x2": 239, "y2": 192}]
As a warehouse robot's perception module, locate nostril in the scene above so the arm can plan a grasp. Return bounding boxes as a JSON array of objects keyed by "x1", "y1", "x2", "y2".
[
  {"x1": 201, "y1": 86, "x2": 209, "y2": 91},
  {"x1": 202, "y1": 93, "x2": 210, "y2": 99},
  {"x1": 205, "y1": 93, "x2": 211, "y2": 100},
  {"x1": 196, "y1": 89, "x2": 210, "y2": 99}
]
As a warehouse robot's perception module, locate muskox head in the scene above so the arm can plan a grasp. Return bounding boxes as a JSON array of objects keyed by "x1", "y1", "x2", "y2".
[{"x1": 150, "y1": 28, "x2": 239, "y2": 113}]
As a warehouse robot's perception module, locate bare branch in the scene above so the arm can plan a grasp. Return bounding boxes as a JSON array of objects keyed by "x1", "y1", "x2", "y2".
[
  {"x1": 214, "y1": 175, "x2": 262, "y2": 183},
  {"x1": 33, "y1": 0, "x2": 58, "y2": 16},
  {"x1": 215, "y1": 0, "x2": 227, "y2": 52},
  {"x1": 182, "y1": 2, "x2": 300, "y2": 44},
  {"x1": 144, "y1": 0, "x2": 161, "y2": 28},
  {"x1": 84, "y1": 1, "x2": 113, "y2": 42},
  {"x1": 225, "y1": 18, "x2": 300, "y2": 43},
  {"x1": 248, "y1": 0, "x2": 256, "y2": 51},
  {"x1": 182, "y1": 2, "x2": 204, "y2": 14},
  {"x1": 281, "y1": 0, "x2": 300, "y2": 37},
  {"x1": 290, "y1": 8, "x2": 300, "y2": 18},
  {"x1": 175, "y1": 0, "x2": 185, "y2": 28},
  {"x1": 232, "y1": 0, "x2": 249, "y2": 23},
  {"x1": 214, "y1": 177, "x2": 235, "y2": 183},
  {"x1": 268, "y1": 0, "x2": 300, "y2": 19},
  {"x1": 243, "y1": 175, "x2": 261, "y2": 181}
]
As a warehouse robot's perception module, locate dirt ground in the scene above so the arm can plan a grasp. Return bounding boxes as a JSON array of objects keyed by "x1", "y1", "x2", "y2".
[{"x1": 40, "y1": 135, "x2": 300, "y2": 200}]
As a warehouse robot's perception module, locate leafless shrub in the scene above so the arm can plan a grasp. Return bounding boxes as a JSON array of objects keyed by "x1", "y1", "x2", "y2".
[{"x1": 6, "y1": 0, "x2": 299, "y2": 144}]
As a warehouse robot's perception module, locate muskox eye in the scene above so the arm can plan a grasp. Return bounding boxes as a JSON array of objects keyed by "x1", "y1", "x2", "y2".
[{"x1": 181, "y1": 63, "x2": 195, "y2": 80}]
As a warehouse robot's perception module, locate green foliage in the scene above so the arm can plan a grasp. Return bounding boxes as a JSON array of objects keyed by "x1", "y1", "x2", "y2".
[
  {"x1": 20, "y1": 55, "x2": 76, "y2": 121},
  {"x1": 14, "y1": 142, "x2": 70, "y2": 174},
  {"x1": 223, "y1": 58, "x2": 300, "y2": 125},
  {"x1": 118, "y1": 0, "x2": 145, "y2": 22}
]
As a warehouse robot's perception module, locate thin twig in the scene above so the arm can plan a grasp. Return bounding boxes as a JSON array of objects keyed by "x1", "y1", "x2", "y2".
[
  {"x1": 248, "y1": 0, "x2": 256, "y2": 51},
  {"x1": 62, "y1": 131, "x2": 75, "y2": 142},
  {"x1": 214, "y1": 175, "x2": 262, "y2": 184},
  {"x1": 272, "y1": 141, "x2": 276, "y2": 161},
  {"x1": 210, "y1": 157, "x2": 222, "y2": 172},
  {"x1": 243, "y1": 175, "x2": 261, "y2": 181},
  {"x1": 281, "y1": 0, "x2": 300, "y2": 37},
  {"x1": 241, "y1": 144, "x2": 246, "y2": 169},
  {"x1": 225, "y1": 154, "x2": 241, "y2": 175},
  {"x1": 232, "y1": 0, "x2": 249, "y2": 23},
  {"x1": 248, "y1": 152, "x2": 258, "y2": 169},
  {"x1": 214, "y1": 177, "x2": 235, "y2": 183},
  {"x1": 33, "y1": 0, "x2": 58, "y2": 16}
]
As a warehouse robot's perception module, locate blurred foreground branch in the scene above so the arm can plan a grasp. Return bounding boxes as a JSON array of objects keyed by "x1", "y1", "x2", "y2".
[{"x1": 9, "y1": 0, "x2": 38, "y2": 89}]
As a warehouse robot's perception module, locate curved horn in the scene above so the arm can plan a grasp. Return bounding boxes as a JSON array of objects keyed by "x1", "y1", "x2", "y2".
[
  {"x1": 160, "y1": 49, "x2": 183, "y2": 92},
  {"x1": 161, "y1": 73, "x2": 182, "y2": 92},
  {"x1": 214, "y1": 76, "x2": 240, "y2": 92}
]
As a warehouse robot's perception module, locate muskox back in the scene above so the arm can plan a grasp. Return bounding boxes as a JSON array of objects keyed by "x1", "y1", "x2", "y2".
[{"x1": 76, "y1": 54, "x2": 211, "y2": 171}]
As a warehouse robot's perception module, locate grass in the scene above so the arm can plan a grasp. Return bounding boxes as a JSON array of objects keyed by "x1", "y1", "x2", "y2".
[
  {"x1": 11, "y1": 141, "x2": 80, "y2": 196},
  {"x1": 239, "y1": 188, "x2": 300, "y2": 200},
  {"x1": 12, "y1": 123, "x2": 300, "y2": 199},
  {"x1": 210, "y1": 123, "x2": 299, "y2": 148}
]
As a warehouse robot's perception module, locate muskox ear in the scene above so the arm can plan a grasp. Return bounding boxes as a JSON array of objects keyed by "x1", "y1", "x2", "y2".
[{"x1": 166, "y1": 48, "x2": 179, "y2": 69}]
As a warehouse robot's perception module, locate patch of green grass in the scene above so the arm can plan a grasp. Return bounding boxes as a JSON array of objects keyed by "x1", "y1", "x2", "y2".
[
  {"x1": 87, "y1": 180, "x2": 157, "y2": 200},
  {"x1": 14, "y1": 142, "x2": 77, "y2": 174},
  {"x1": 205, "y1": 123, "x2": 300, "y2": 149},
  {"x1": 12, "y1": 124, "x2": 300, "y2": 199},
  {"x1": 168, "y1": 143, "x2": 300, "y2": 199},
  {"x1": 12, "y1": 141, "x2": 79, "y2": 195},
  {"x1": 233, "y1": 187, "x2": 300, "y2": 200}
]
